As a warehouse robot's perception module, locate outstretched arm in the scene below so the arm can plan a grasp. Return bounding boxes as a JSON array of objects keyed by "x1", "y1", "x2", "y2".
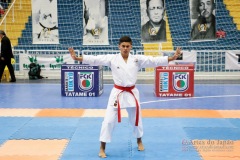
[
  {"x1": 68, "y1": 47, "x2": 83, "y2": 62},
  {"x1": 168, "y1": 47, "x2": 182, "y2": 62}
]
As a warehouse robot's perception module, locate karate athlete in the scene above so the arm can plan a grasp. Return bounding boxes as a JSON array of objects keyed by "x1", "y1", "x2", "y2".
[{"x1": 69, "y1": 36, "x2": 182, "y2": 158}]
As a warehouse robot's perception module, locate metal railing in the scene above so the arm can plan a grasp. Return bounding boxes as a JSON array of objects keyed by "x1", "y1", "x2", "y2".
[
  {"x1": 12, "y1": 49, "x2": 240, "y2": 80},
  {"x1": 0, "y1": 0, "x2": 17, "y2": 29}
]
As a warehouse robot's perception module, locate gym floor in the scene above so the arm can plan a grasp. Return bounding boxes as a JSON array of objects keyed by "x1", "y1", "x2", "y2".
[{"x1": 0, "y1": 79, "x2": 240, "y2": 160}]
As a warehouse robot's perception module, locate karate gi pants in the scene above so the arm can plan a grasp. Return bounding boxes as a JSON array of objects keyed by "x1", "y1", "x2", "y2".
[{"x1": 99, "y1": 105, "x2": 143, "y2": 143}]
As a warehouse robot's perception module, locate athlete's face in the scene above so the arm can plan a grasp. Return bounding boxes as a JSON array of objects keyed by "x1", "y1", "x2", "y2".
[
  {"x1": 147, "y1": 0, "x2": 164, "y2": 24},
  {"x1": 119, "y1": 42, "x2": 132, "y2": 58},
  {"x1": 199, "y1": 0, "x2": 214, "y2": 18}
]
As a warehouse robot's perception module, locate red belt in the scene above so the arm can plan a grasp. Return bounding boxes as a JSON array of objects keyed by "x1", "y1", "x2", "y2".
[{"x1": 114, "y1": 84, "x2": 139, "y2": 126}]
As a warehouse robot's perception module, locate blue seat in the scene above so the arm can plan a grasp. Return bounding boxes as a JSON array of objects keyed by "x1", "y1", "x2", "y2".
[{"x1": 14, "y1": 0, "x2": 240, "y2": 51}]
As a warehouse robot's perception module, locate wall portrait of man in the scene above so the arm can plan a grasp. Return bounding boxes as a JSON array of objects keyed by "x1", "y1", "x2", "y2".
[
  {"x1": 190, "y1": 0, "x2": 217, "y2": 41},
  {"x1": 140, "y1": 0, "x2": 167, "y2": 43}
]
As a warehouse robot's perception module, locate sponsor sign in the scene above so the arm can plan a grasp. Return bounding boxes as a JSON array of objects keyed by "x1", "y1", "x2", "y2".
[
  {"x1": 19, "y1": 50, "x2": 76, "y2": 71},
  {"x1": 159, "y1": 72, "x2": 169, "y2": 92},
  {"x1": 78, "y1": 72, "x2": 94, "y2": 91},
  {"x1": 155, "y1": 65, "x2": 194, "y2": 97},
  {"x1": 65, "y1": 72, "x2": 74, "y2": 92},
  {"x1": 173, "y1": 72, "x2": 189, "y2": 92},
  {"x1": 61, "y1": 64, "x2": 103, "y2": 97}
]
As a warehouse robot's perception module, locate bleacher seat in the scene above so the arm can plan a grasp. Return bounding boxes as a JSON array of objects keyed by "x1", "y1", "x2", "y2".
[
  {"x1": 13, "y1": 0, "x2": 240, "y2": 51},
  {"x1": 166, "y1": 0, "x2": 240, "y2": 50}
]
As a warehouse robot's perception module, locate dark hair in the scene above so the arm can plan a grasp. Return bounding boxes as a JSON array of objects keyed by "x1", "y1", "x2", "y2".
[
  {"x1": 196, "y1": 0, "x2": 215, "y2": 13},
  {"x1": 0, "y1": 30, "x2": 6, "y2": 36},
  {"x1": 146, "y1": 0, "x2": 164, "y2": 9},
  {"x1": 119, "y1": 36, "x2": 132, "y2": 45}
]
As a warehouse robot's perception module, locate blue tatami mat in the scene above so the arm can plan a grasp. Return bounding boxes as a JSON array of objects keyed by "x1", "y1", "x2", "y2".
[
  {"x1": 1, "y1": 84, "x2": 240, "y2": 109},
  {"x1": 61, "y1": 118, "x2": 202, "y2": 160},
  {"x1": 184, "y1": 127, "x2": 240, "y2": 140},
  {"x1": 0, "y1": 117, "x2": 31, "y2": 126},
  {"x1": 10, "y1": 126, "x2": 78, "y2": 140},
  {"x1": 0, "y1": 116, "x2": 239, "y2": 159},
  {"x1": 8, "y1": 118, "x2": 81, "y2": 139},
  {"x1": 22, "y1": 117, "x2": 81, "y2": 127},
  {"x1": 0, "y1": 117, "x2": 32, "y2": 140},
  {"x1": 177, "y1": 118, "x2": 236, "y2": 128},
  {"x1": 228, "y1": 119, "x2": 240, "y2": 128}
]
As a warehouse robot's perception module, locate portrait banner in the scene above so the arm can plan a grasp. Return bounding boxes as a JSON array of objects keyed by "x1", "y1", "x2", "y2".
[
  {"x1": 32, "y1": 0, "x2": 59, "y2": 44},
  {"x1": 225, "y1": 51, "x2": 240, "y2": 70},
  {"x1": 190, "y1": 0, "x2": 217, "y2": 41},
  {"x1": 83, "y1": 0, "x2": 109, "y2": 45},
  {"x1": 140, "y1": 0, "x2": 167, "y2": 43}
]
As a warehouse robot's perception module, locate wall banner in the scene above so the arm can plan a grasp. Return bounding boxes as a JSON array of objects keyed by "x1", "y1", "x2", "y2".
[
  {"x1": 32, "y1": 0, "x2": 59, "y2": 44},
  {"x1": 83, "y1": 0, "x2": 109, "y2": 45},
  {"x1": 140, "y1": 0, "x2": 167, "y2": 43},
  {"x1": 163, "y1": 51, "x2": 197, "y2": 66},
  {"x1": 190, "y1": 0, "x2": 217, "y2": 41},
  {"x1": 19, "y1": 53, "x2": 74, "y2": 71},
  {"x1": 225, "y1": 50, "x2": 240, "y2": 70}
]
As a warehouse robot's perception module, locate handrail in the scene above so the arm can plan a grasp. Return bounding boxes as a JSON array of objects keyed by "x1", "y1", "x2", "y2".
[{"x1": 0, "y1": 0, "x2": 17, "y2": 26}]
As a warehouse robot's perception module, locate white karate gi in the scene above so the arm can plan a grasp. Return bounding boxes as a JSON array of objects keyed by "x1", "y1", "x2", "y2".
[{"x1": 83, "y1": 53, "x2": 169, "y2": 143}]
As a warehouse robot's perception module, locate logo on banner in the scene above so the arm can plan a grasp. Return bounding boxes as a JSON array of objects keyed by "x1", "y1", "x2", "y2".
[
  {"x1": 49, "y1": 55, "x2": 64, "y2": 69},
  {"x1": 198, "y1": 24, "x2": 207, "y2": 32},
  {"x1": 92, "y1": 28, "x2": 101, "y2": 39},
  {"x1": 148, "y1": 27, "x2": 157, "y2": 36},
  {"x1": 29, "y1": 55, "x2": 38, "y2": 63},
  {"x1": 22, "y1": 55, "x2": 45, "y2": 70},
  {"x1": 65, "y1": 72, "x2": 74, "y2": 91},
  {"x1": 173, "y1": 72, "x2": 189, "y2": 92},
  {"x1": 78, "y1": 72, "x2": 94, "y2": 91},
  {"x1": 159, "y1": 72, "x2": 169, "y2": 92}
]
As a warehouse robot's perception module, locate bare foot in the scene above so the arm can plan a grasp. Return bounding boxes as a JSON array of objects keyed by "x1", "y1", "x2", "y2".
[
  {"x1": 137, "y1": 138, "x2": 145, "y2": 151},
  {"x1": 98, "y1": 149, "x2": 107, "y2": 158},
  {"x1": 99, "y1": 142, "x2": 107, "y2": 158}
]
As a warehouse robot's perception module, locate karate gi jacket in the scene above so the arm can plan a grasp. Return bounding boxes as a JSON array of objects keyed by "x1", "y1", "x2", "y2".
[{"x1": 83, "y1": 53, "x2": 168, "y2": 108}]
